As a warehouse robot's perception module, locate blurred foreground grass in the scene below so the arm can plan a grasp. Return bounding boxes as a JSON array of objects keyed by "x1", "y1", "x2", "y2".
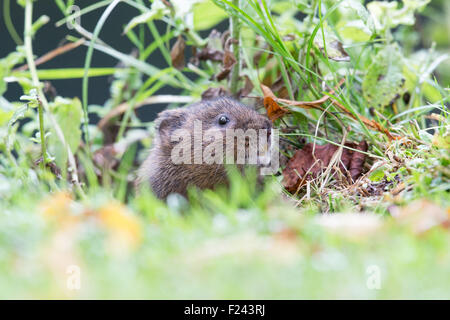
[{"x1": 0, "y1": 174, "x2": 449, "y2": 299}]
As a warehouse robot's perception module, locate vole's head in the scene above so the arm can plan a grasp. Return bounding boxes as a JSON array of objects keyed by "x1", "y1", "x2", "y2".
[
  {"x1": 155, "y1": 97, "x2": 272, "y2": 165},
  {"x1": 190, "y1": 97, "x2": 272, "y2": 133},
  {"x1": 157, "y1": 97, "x2": 271, "y2": 134}
]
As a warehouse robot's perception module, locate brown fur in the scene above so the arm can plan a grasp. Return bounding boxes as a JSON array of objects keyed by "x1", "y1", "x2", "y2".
[{"x1": 137, "y1": 97, "x2": 272, "y2": 199}]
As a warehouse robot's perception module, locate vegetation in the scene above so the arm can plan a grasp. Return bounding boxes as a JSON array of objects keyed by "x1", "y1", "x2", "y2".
[{"x1": 0, "y1": 0, "x2": 448, "y2": 298}]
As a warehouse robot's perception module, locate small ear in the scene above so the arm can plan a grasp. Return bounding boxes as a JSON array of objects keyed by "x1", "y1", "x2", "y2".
[{"x1": 155, "y1": 109, "x2": 185, "y2": 139}]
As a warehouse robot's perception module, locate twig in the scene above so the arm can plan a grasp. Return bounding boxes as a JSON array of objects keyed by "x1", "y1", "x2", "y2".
[
  {"x1": 14, "y1": 38, "x2": 86, "y2": 72},
  {"x1": 229, "y1": 0, "x2": 241, "y2": 95}
]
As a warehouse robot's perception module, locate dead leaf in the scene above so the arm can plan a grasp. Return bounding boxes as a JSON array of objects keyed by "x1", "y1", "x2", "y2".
[
  {"x1": 282, "y1": 140, "x2": 368, "y2": 193},
  {"x1": 196, "y1": 47, "x2": 224, "y2": 62},
  {"x1": 216, "y1": 49, "x2": 236, "y2": 81},
  {"x1": 270, "y1": 75, "x2": 293, "y2": 99},
  {"x1": 170, "y1": 35, "x2": 185, "y2": 70},
  {"x1": 330, "y1": 99, "x2": 396, "y2": 140},
  {"x1": 260, "y1": 80, "x2": 347, "y2": 122},
  {"x1": 191, "y1": 29, "x2": 224, "y2": 65},
  {"x1": 92, "y1": 130, "x2": 148, "y2": 171},
  {"x1": 276, "y1": 79, "x2": 345, "y2": 108},
  {"x1": 93, "y1": 145, "x2": 119, "y2": 170},
  {"x1": 260, "y1": 84, "x2": 289, "y2": 121},
  {"x1": 349, "y1": 140, "x2": 368, "y2": 181},
  {"x1": 260, "y1": 79, "x2": 397, "y2": 140},
  {"x1": 35, "y1": 157, "x2": 62, "y2": 179},
  {"x1": 201, "y1": 87, "x2": 230, "y2": 100},
  {"x1": 324, "y1": 41, "x2": 350, "y2": 62},
  {"x1": 237, "y1": 75, "x2": 254, "y2": 98}
]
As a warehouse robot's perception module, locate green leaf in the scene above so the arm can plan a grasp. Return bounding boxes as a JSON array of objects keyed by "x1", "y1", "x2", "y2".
[
  {"x1": 5, "y1": 104, "x2": 28, "y2": 150},
  {"x1": 0, "y1": 109, "x2": 13, "y2": 127},
  {"x1": 193, "y1": 0, "x2": 227, "y2": 31},
  {"x1": 422, "y1": 81, "x2": 442, "y2": 104},
  {"x1": 369, "y1": 166, "x2": 386, "y2": 182},
  {"x1": 335, "y1": 0, "x2": 375, "y2": 41},
  {"x1": 367, "y1": 0, "x2": 431, "y2": 32},
  {"x1": 48, "y1": 97, "x2": 83, "y2": 172},
  {"x1": 0, "y1": 49, "x2": 26, "y2": 95},
  {"x1": 19, "y1": 88, "x2": 39, "y2": 108},
  {"x1": 337, "y1": 20, "x2": 372, "y2": 42},
  {"x1": 31, "y1": 15, "x2": 49, "y2": 36},
  {"x1": 362, "y1": 44, "x2": 407, "y2": 109},
  {"x1": 292, "y1": 112, "x2": 309, "y2": 134},
  {"x1": 6, "y1": 104, "x2": 27, "y2": 128},
  {"x1": 11, "y1": 68, "x2": 117, "y2": 80}
]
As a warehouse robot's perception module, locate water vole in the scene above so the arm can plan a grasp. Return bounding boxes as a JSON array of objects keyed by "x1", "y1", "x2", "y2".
[{"x1": 137, "y1": 97, "x2": 272, "y2": 199}]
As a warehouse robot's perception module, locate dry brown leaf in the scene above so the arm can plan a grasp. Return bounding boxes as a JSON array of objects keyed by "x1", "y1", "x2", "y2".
[
  {"x1": 216, "y1": 49, "x2": 236, "y2": 81},
  {"x1": 260, "y1": 79, "x2": 397, "y2": 140},
  {"x1": 330, "y1": 99, "x2": 396, "y2": 140},
  {"x1": 201, "y1": 87, "x2": 230, "y2": 100},
  {"x1": 282, "y1": 140, "x2": 368, "y2": 193},
  {"x1": 170, "y1": 35, "x2": 186, "y2": 70},
  {"x1": 260, "y1": 84, "x2": 289, "y2": 121},
  {"x1": 35, "y1": 157, "x2": 62, "y2": 179},
  {"x1": 196, "y1": 48, "x2": 224, "y2": 62},
  {"x1": 237, "y1": 75, "x2": 254, "y2": 98},
  {"x1": 191, "y1": 29, "x2": 224, "y2": 65},
  {"x1": 276, "y1": 78, "x2": 344, "y2": 108},
  {"x1": 260, "y1": 80, "x2": 346, "y2": 121}
]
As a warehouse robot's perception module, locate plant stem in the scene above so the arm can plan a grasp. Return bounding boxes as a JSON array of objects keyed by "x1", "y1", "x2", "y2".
[
  {"x1": 37, "y1": 98, "x2": 48, "y2": 167},
  {"x1": 82, "y1": 0, "x2": 121, "y2": 156},
  {"x1": 4, "y1": 0, "x2": 23, "y2": 45},
  {"x1": 24, "y1": 0, "x2": 85, "y2": 197},
  {"x1": 229, "y1": 0, "x2": 241, "y2": 95},
  {"x1": 24, "y1": 1, "x2": 48, "y2": 167}
]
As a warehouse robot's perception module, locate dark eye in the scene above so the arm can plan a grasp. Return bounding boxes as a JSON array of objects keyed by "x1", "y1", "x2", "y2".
[{"x1": 218, "y1": 115, "x2": 229, "y2": 125}]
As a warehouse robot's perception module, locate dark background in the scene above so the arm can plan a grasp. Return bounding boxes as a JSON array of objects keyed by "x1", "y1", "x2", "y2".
[{"x1": 0, "y1": 0, "x2": 189, "y2": 123}]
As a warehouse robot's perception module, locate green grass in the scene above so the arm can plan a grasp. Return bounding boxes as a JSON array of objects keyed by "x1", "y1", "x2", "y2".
[{"x1": 0, "y1": 0, "x2": 449, "y2": 299}]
